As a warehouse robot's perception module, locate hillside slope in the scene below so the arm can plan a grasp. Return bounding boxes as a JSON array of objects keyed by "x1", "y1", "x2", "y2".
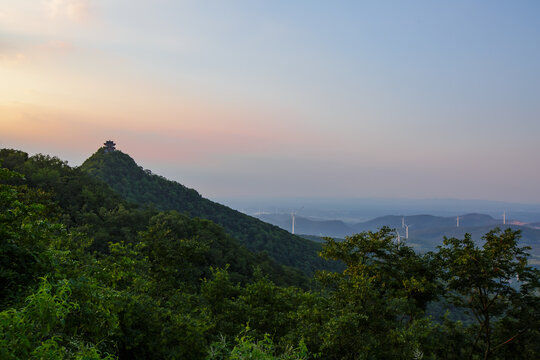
[
  {"x1": 0, "y1": 148, "x2": 309, "y2": 286},
  {"x1": 80, "y1": 147, "x2": 335, "y2": 274}
]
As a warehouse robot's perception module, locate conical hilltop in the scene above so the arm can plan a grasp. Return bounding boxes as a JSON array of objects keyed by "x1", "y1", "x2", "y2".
[{"x1": 81, "y1": 143, "x2": 336, "y2": 275}]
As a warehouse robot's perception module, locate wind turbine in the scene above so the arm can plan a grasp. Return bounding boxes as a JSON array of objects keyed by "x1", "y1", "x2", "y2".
[
  {"x1": 456, "y1": 216, "x2": 460, "y2": 228},
  {"x1": 291, "y1": 206, "x2": 304, "y2": 234},
  {"x1": 503, "y1": 211, "x2": 506, "y2": 225},
  {"x1": 395, "y1": 230, "x2": 403, "y2": 244},
  {"x1": 402, "y1": 216, "x2": 405, "y2": 229},
  {"x1": 404, "y1": 223, "x2": 412, "y2": 239}
]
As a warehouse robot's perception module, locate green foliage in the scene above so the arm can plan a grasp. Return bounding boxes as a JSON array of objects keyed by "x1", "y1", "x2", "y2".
[
  {"x1": 0, "y1": 158, "x2": 307, "y2": 358},
  {"x1": 437, "y1": 228, "x2": 540, "y2": 359},
  {"x1": 201, "y1": 267, "x2": 244, "y2": 338},
  {"x1": 320, "y1": 227, "x2": 439, "y2": 311},
  {"x1": 0, "y1": 278, "x2": 115, "y2": 360},
  {"x1": 313, "y1": 228, "x2": 441, "y2": 359},
  {"x1": 0, "y1": 149, "x2": 138, "y2": 253},
  {"x1": 3, "y1": 147, "x2": 540, "y2": 359},
  {"x1": 0, "y1": 168, "x2": 64, "y2": 306},
  {"x1": 201, "y1": 267, "x2": 309, "y2": 344},
  {"x1": 207, "y1": 326, "x2": 310, "y2": 360},
  {"x1": 80, "y1": 148, "x2": 337, "y2": 276},
  {"x1": 0, "y1": 148, "x2": 309, "y2": 287},
  {"x1": 0, "y1": 150, "x2": 123, "y2": 222}
]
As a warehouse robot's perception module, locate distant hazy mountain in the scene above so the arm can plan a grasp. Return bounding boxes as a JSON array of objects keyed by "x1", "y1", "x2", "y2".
[
  {"x1": 352, "y1": 213, "x2": 501, "y2": 233},
  {"x1": 405, "y1": 224, "x2": 540, "y2": 263},
  {"x1": 256, "y1": 213, "x2": 354, "y2": 238},
  {"x1": 219, "y1": 196, "x2": 540, "y2": 223},
  {"x1": 256, "y1": 213, "x2": 502, "y2": 238},
  {"x1": 256, "y1": 212, "x2": 540, "y2": 264}
]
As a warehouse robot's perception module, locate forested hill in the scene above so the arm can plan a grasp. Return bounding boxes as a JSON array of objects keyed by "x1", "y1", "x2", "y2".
[
  {"x1": 0, "y1": 148, "x2": 307, "y2": 287},
  {"x1": 81, "y1": 147, "x2": 333, "y2": 274},
  {"x1": 3, "y1": 147, "x2": 540, "y2": 359}
]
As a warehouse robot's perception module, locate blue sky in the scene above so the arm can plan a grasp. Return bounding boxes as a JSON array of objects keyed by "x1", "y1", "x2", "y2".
[{"x1": 1, "y1": 0, "x2": 540, "y2": 202}]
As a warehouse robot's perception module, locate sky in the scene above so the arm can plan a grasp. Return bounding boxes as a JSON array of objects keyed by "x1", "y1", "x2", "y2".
[{"x1": 1, "y1": 0, "x2": 540, "y2": 202}]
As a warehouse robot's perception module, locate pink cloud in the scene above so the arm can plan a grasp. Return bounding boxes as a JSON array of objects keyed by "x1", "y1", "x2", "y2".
[
  {"x1": 0, "y1": 53, "x2": 27, "y2": 66},
  {"x1": 0, "y1": 39, "x2": 73, "y2": 66},
  {"x1": 46, "y1": 0, "x2": 93, "y2": 23},
  {"x1": 0, "y1": 100, "x2": 331, "y2": 167},
  {"x1": 38, "y1": 40, "x2": 73, "y2": 52}
]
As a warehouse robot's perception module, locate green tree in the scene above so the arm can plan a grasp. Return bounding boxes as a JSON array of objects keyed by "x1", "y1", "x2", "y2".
[
  {"x1": 316, "y1": 227, "x2": 440, "y2": 359},
  {"x1": 207, "y1": 325, "x2": 310, "y2": 360},
  {"x1": 0, "y1": 278, "x2": 115, "y2": 360},
  {"x1": 437, "y1": 228, "x2": 540, "y2": 359},
  {"x1": 0, "y1": 167, "x2": 61, "y2": 306}
]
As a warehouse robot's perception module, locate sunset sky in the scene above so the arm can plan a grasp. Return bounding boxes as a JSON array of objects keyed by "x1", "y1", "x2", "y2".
[{"x1": 2, "y1": 1, "x2": 540, "y2": 202}]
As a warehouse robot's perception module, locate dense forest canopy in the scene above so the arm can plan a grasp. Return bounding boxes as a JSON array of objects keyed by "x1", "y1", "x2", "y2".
[{"x1": 2, "y1": 147, "x2": 540, "y2": 359}]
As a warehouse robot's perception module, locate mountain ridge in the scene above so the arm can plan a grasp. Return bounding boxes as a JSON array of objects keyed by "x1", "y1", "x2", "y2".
[
  {"x1": 256, "y1": 212, "x2": 540, "y2": 263},
  {"x1": 256, "y1": 212, "x2": 505, "y2": 238},
  {"x1": 80, "y1": 147, "x2": 337, "y2": 275}
]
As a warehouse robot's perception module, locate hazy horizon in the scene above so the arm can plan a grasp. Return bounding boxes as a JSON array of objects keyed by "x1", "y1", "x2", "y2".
[
  {"x1": 2, "y1": 1, "x2": 540, "y2": 202},
  {"x1": 213, "y1": 195, "x2": 540, "y2": 223}
]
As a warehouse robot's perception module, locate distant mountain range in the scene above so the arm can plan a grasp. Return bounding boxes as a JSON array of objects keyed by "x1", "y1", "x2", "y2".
[
  {"x1": 257, "y1": 213, "x2": 540, "y2": 264},
  {"x1": 221, "y1": 197, "x2": 540, "y2": 223},
  {"x1": 256, "y1": 213, "x2": 354, "y2": 238},
  {"x1": 257, "y1": 213, "x2": 503, "y2": 238}
]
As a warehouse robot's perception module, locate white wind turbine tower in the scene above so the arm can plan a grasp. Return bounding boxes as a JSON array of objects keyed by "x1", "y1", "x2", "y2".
[
  {"x1": 404, "y1": 223, "x2": 412, "y2": 239},
  {"x1": 395, "y1": 229, "x2": 403, "y2": 244},
  {"x1": 291, "y1": 206, "x2": 304, "y2": 234},
  {"x1": 456, "y1": 216, "x2": 460, "y2": 228},
  {"x1": 402, "y1": 216, "x2": 405, "y2": 228},
  {"x1": 503, "y1": 211, "x2": 506, "y2": 225}
]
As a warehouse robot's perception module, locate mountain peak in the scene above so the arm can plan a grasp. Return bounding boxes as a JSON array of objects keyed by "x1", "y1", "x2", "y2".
[
  {"x1": 81, "y1": 145, "x2": 146, "y2": 184},
  {"x1": 80, "y1": 145, "x2": 332, "y2": 275}
]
